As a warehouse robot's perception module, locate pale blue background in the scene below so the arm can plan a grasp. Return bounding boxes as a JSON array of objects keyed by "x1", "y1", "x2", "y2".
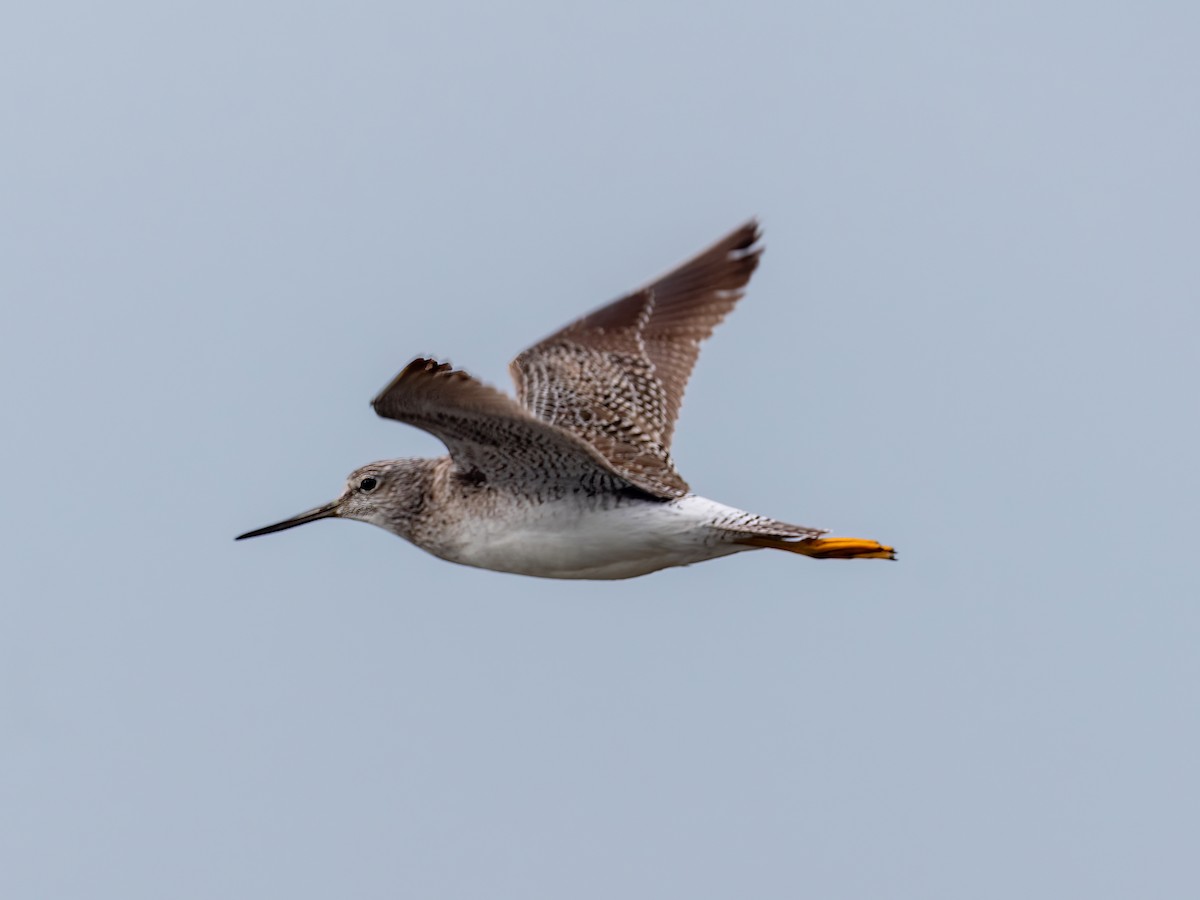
[{"x1": 3, "y1": 2, "x2": 1198, "y2": 897}]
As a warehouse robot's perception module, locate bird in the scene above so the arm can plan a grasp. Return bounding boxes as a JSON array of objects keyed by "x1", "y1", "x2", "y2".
[{"x1": 237, "y1": 221, "x2": 895, "y2": 579}]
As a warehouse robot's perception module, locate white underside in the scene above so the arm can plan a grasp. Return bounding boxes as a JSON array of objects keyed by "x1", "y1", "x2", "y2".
[{"x1": 428, "y1": 495, "x2": 759, "y2": 580}]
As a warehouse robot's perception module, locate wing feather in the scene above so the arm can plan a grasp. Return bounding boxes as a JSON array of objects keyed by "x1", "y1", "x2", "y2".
[
  {"x1": 371, "y1": 358, "x2": 680, "y2": 497},
  {"x1": 510, "y1": 221, "x2": 763, "y2": 495}
]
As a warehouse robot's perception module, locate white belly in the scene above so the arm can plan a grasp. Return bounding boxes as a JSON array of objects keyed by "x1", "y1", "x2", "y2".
[{"x1": 431, "y1": 495, "x2": 754, "y2": 580}]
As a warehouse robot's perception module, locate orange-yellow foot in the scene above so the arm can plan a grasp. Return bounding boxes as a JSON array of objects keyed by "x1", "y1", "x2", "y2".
[
  {"x1": 797, "y1": 537, "x2": 896, "y2": 560},
  {"x1": 738, "y1": 535, "x2": 897, "y2": 560}
]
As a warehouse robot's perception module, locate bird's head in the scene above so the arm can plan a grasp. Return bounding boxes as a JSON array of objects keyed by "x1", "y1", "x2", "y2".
[{"x1": 236, "y1": 458, "x2": 434, "y2": 541}]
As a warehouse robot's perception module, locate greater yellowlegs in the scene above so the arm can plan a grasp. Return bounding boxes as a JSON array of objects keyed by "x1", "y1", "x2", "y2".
[{"x1": 237, "y1": 222, "x2": 895, "y2": 578}]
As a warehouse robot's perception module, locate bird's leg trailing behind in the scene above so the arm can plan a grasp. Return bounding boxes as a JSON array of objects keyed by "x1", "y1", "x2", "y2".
[{"x1": 736, "y1": 535, "x2": 896, "y2": 560}]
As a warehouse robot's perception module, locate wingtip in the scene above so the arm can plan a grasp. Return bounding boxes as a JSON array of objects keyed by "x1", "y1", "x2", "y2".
[
  {"x1": 372, "y1": 357, "x2": 455, "y2": 411},
  {"x1": 731, "y1": 218, "x2": 762, "y2": 252}
]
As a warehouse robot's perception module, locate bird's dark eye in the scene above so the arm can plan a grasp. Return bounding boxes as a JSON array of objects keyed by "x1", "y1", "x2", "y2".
[{"x1": 359, "y1": 476, "x2": 378, "y2": 492}]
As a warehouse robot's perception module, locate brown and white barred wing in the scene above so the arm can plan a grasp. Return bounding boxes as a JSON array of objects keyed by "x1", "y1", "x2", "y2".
[
  {"x1": 511, "y1": 334, "x2": 689, "y2": 498},
  {"x1": 510, "y1": 221, "x2": 764, "y2": 500},
  {"x1": 371, "y1": 358, "x2": 631, "y2": 491}
]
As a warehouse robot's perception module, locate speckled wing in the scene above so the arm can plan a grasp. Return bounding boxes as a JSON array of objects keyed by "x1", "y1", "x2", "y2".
[
  {"x1": 372, "y1": 358, "x2": 662, "y2": 493},
  {"x1": 509, "y1": 221, "x2": 763, "y2": 498}
]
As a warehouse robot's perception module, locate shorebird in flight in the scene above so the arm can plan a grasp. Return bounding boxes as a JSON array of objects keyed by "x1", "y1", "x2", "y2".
[{"x1": 237, "y1": 222, "x2": 895, "y2": 578}]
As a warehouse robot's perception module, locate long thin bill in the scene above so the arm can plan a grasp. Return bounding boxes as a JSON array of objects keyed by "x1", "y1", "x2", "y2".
[{"x1": 235, "y1": 501, "x2": 340, "y2": 540}]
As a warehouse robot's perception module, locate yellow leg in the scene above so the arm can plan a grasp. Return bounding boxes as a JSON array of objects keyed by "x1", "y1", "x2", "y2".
[{"x1": 738, "y1": 535, "x2": 896, "y2": 560}]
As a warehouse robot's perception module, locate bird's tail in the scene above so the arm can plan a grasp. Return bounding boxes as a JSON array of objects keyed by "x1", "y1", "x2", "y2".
[{"x1": 737, "y1": 534, "x2": 896, "y2": 560}]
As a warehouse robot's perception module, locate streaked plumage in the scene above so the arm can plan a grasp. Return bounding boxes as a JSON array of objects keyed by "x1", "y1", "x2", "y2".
[{"x1": 237, "y1": 222, "x2": 895, "y2": 578}]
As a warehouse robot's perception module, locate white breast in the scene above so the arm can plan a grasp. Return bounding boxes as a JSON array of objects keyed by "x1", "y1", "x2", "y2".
[{"x1": 430, "y1": 494, "x2": 754, "y2": 580}]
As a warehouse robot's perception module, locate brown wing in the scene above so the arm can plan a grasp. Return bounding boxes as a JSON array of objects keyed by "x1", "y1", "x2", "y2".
[
  {"x1": 510, "y1": 221, "x2": 763, "y2": 497},
  {"x1": 371, "y1": 358, "x2": 674, "y2": 496}
]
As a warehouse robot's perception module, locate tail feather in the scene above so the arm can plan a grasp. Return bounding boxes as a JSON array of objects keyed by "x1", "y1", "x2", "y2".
[{"x1": 738, "y1": 534, "x2": 896, "y2": 561}]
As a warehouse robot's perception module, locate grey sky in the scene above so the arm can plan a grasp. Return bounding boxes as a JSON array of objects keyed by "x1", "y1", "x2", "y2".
[{"x1": 3, "y1": 1, "x2": 1198, "y2": 897}]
